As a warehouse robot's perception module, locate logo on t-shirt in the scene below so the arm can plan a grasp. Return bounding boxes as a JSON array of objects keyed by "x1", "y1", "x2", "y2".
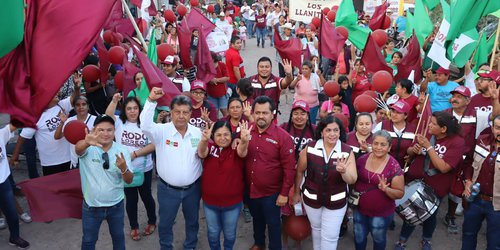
[
  {"x1": 166, "y1": 139, "x2": 179, "y2": 147},
  {"x1": 290, "y1": 136, "x2": 313, "y2": 151},
  {"x1": 474, "y1": 105, "x2": 492, "y2": 113},
  {"x1": 433, "y1": 144, "x2": 447, "y2": 158},
  {"x1": 120, "y1": 130, "x2": 147, "y2": 148},
  {"x1": 45, "y1": 116, "x2": 62, "y2": 132},
  {"x1": 189, "y1": 117, "x2": 208, "y2": 129}
]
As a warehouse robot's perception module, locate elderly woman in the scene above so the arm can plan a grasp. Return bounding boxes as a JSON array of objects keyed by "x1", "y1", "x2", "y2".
[
  {"x1": 373, "y1": 100, "x2": 416, "y2": 168},
  {"x1": 353, "y1": 130, "x2": 404, "y2": 250},
  {"x1": 290, "y1": 61, "x2": 326, "y2": 124},
  {"x1": 293, "y1": 116, "x2": 357, "y2": 249},
  {"x1": 197, "y1": 120, "x2": 251, "y2": 250},
  {"x1": 395, "y1": 111, "x2": 465, "y2": 250},
  {"x1": 346, "y1": 112, "x2": 374, "y2": 159}
]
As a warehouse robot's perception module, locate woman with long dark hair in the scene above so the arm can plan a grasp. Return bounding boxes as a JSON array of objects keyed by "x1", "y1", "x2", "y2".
[
  {"x1": 105, "y1": 94, "x2": 156, "y2": 241},
  {"x1": 280, "y1": 100, "x2": 316, "y2": 159}
]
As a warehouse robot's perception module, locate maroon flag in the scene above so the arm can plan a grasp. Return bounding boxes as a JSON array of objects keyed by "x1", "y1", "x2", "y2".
[
  {"x1": 130, "y1": 0, "x2": 157, "y2": 16},
  {"x1": 319, "y1": 16, "x2": 347, "y2": 62},
  {"x1": 132, "y1": 47, "x2": 181, "y2": 106},
  {"x1": 274, "y1": 30, "x2": 303, "y2": 68},
  {"x1": 177, "y1": 8, "x2": 217, "y2": 69},
  {"x1": 368, "y1": 2, "x2": 389, "y2": 31},
  {"x1": 122, "y1": 56, "x2": 141, "y2": 98},
  {"x1": 103, "y1": 1, "x2": 135, "y2": 38},
  {"x1": 394, "y1": 33, "x2": 422, "y2": 84},
  {"x1": 95, "y1": 37, "x2": 110, "y2": 85},
  {"x1": 18, "y1": 169, "x2": 83, "y2": 222},
  {"x1": 302, "y1": 44, "x2": 312, "y2": 63},
  {"x1": 361, "y1": 34, "x2": 393, "y2": 74},
  {"x1": 0, "y1": 0, "x2": 115, "y2": 127},
  {"x1": 195, "y1": 29, "x2": 217, "y2": 83}
]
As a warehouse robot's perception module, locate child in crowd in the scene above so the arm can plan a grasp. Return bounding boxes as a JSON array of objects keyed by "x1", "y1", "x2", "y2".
[{"x1": 239, "y1": 20, "x2": 247, "y2": 48}]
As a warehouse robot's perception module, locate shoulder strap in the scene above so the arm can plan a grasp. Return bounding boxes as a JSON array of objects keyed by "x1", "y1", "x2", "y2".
[{"x1": 424, "y1": 136, "x2": 440, "y2": 176}]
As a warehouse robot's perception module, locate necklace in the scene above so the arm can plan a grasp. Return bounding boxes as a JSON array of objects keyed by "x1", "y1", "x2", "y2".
[{"x1": 367, "y1": 154, "x2": 387, "y2": 184}]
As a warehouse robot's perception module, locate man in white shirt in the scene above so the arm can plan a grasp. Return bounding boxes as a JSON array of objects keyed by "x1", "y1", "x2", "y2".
[
  {"x1": 140, "y1": 87, "x2": 202, "y2": 250},
  {"x1": 247, "y1": 4, "x2": 257, "y2": 38}
]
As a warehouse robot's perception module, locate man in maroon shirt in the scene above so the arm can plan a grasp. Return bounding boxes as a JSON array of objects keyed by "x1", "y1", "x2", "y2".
[
  {"x1": 225, "y1": 36, "x2": 245, "y2": 98},
  {"x1": 461, "y1": 115, "x2": 500, "y2": 250},
  {"x1": 246, "y1": 96, "x2": 295, "y2": 250},
  {"x1": 249, "y1": 56, "x2": 293, "y2": 116},
  {"x1": 468, "y1": 70, "x2": 500, "y2": 135}
]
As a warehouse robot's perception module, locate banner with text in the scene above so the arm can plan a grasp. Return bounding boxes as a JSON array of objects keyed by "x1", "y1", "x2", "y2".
[{"x1": 290, "y1": 0, "x2": 342, "y2": 23}]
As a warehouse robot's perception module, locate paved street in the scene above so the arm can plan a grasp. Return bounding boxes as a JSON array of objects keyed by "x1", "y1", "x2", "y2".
[{"x1": 1, "y1": 36, "x2": 486, "y2": 250}]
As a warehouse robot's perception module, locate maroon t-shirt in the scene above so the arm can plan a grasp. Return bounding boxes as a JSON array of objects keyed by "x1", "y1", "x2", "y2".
[
  {"x1": 202, "y1": 142, "x2": 245, "y2": 207},
  {"x1": 406, "y1": 135, "x2": 465, "y2": 198},
  {"x1": 463, "y1": 134, "x2": 496, "y2": 196},
  {"x1": 346, "y1": 131, "x2": 373, "y2": 159},
  {"x1": 355, "y1": 154, "x2": 402, "y2": 217},
  {"x1": 469, "y1": 93, "x2": 496, "y2": 114},
  {"x1": 255, "y1": 14, "x2": 266, "y2": 29},
  {"x1": 280, "y1": 122, "x2": 316, "y2": 158},
  {"x1": 207, "y1": 62, "x2": 228, "y2": 98},
  {"x1": 444, "y1": 107, "x2": 477, "y2": 155},
  {"x1": 403, "y1": 95, "x2": 419, "y2": 123},
  {"x1": 190, "y1": 101, "x2": 218, "y2": 130}
]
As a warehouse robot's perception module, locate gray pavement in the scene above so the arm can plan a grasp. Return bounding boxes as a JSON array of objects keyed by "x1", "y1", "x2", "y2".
[{"x1": 1, "y1": 35, "x2": 486, "y2": 250}]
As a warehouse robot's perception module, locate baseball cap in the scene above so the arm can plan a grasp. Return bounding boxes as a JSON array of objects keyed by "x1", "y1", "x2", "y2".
[
  {"x1": 390, "y1": 100, "x2": 411, "y2": 114},
  {"x1": 478, "y1": 70, "x2": 500, "y2": 84},
  {"x1": 436, "y1": 67, "x2": 450, "y2": 75},
  {"x1": 191, "y1": 80, "x2": 207, "y2": 91},
  {"x1": 282, "y1": 23, "x2": 293, "y2": 30},
  {"x1": 292, "y1": 100, "x2": 310, "y2": 113},
  {"x1": 157, "y1": 106, "x2": 170, "y2": 112},
  {"x1": 93, "y1": 114, "x2": 115, "y2": 126},
  {"x1": 474, "y1": 70, "x2": 489, "y2": 80},
  {"x1": 161, "y1": 55, "x2": 177, "y2": 65},
  {"x1": 218, "y1": 12, "x2": 225, "y2": 17},
  {"x1": 450, "y1": 85, "x2": 471, "y2": 98}
]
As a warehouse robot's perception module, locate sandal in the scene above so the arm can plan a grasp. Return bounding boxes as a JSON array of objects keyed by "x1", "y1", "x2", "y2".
[
  {"x1": 130, "y1": 229, "x2": 141, "y2": 241},
  {"x1": 143, "y1": 224, "x2": 156, "y2": 236}
]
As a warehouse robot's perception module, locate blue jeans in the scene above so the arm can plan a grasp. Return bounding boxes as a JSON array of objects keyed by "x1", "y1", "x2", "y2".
[
  {"x1": 256, "y1": 28, "x2": 266, "y2": 47},
  {"x1": 157, "y1": 179, "x2": 201, "y2": 250},
  {"x1": 0, "y1": 179, "x2": 20, "y2": 240},
  {"x1": 203, "y1": 202, "x2": 243, "y2": 250},
  {"x1": 462, "y1": 198, "x2": 500, "y2": 250},
  {"x1": 24, "y1": 137, "x2": 39, "y2": 179},
  {"x1": 208, "y1": 94, "x2": 229, "y2": 111},
  {"x1": 81, "y1": 200, "x2": 125, "y2": 250},
  {"x1": 248, "y1": 193, "x2": 281, "y2": 250},
  {"x1": 353, "y1": 209, "x2": 393, "y2": 250},
  {"x1": 399, "y1": 199, "x2": 441, "y2": 242},
  {"x1": 309, "y1": 105, "x2": 319, "y2": 125},
  {"x1": 124, "y1": 169, "x2": 156, "y2": 229},
  {"x1": 246, "y1": 20, "x2": 255, "y2": 37}
]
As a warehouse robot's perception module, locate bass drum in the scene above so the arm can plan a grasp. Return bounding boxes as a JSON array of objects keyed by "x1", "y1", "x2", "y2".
[{"x1": 395, "y1": 180, "x2": 440, "y2": 225}]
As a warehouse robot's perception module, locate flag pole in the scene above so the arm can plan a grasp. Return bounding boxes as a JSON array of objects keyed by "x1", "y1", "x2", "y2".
[
  {"x1": 470, "y1": 31, "x2": 484, "y2": 65},
  {"x1": 121, "y1": 0, "x2": 148, "y2": 52},
  {"x1": 414, "y1": 93, "x2": 430, "y2": 142},
  {"x1": 489, "y1": 19, "x2": 500, "y2": 69}
]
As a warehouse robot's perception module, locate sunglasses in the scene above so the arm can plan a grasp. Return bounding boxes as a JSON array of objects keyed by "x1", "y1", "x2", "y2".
[{"x1": 102, "y1": 152, "x2": 109, "y2": 170}]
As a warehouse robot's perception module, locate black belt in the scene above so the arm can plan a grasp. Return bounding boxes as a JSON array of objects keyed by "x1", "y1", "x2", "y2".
[{"x1": 159, "y1": 177, "x2": 199, "y2": 191}]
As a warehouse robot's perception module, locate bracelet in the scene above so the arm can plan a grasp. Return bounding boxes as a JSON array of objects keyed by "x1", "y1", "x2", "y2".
[
  {"x1": 133, "y1": 151, "x2": 138, "y2": 158},
  {"x1": 121, "y1": 168, "x2": 129, "y2": 175},
  {"x1": 426, "y1": 146, "x2": 434, "y2": 152}
]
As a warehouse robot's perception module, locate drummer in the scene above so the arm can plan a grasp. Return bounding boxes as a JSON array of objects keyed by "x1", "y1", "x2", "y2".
[
  {"x1": 346, "y1": 112, "x2": 374, "y2": 159},
  {"x1": 372, "y1": 100, "x2": 416, "y2": 168},
  {"x1": 352, "y1": 130, "x2": 404, "y2": 250},
  {"x1": 395, "y1": 111, "x2": 465, "y2": 250},
  {"x1": 461, "y1": 114, "x2": 500, "y2": 250}
]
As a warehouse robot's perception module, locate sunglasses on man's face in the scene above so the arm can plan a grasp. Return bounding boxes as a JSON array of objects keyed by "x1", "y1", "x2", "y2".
[{"x1": 102, "y1": 152, "x2": 109, "y2": 170}]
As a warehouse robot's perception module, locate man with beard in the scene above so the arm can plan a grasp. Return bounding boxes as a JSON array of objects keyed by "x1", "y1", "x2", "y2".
[
  {"x1": 461, "y1": 114, "x2": 500, "y2": 250},
  {"x1": 249, "y1": 57, "x2": 293, "y2": 116},
  {"x1": 469, "y1": 70, "x2": 500, "y2": 135},
  {"x1": 245, "y1": 96, "x2": 295, "y2": 250}
]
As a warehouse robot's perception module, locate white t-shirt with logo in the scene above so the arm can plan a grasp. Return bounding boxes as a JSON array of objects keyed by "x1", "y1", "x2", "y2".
[
  {"x1": 20, "y1": 98, "x2": 72, "y2": 166},
  {"x1": 0, "y1": 125, "x2": 14, "y2": 183},
  {"x1": 114, "y1": 117, "x2": 153, "y2": 172},
  {"x1": 63, "y1": 114, "x2": 96, "y2": 167}
]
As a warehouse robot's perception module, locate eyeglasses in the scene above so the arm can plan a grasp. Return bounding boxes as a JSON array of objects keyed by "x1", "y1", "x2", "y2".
[
  {"x1": 102, "y1": 152, "x2": 109, "y2": 170},
  {"x1": 191, "y1": 91, "x2": 205, "y2": 96}
]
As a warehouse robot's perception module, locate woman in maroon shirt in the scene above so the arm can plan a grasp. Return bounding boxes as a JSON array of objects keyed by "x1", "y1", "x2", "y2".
[
  {"x1": 353, "y1": 130, "x2": 404, "y2": 250},
  {"x1": 221, "y1": 98, "x2": 254, "y2": 138},
  {"x1": 197, "y1": 120, "x2": 251, "y2": 250},
  {"x1": 350, "y1": 59, "x2": 370, "y2": 102},
  {"x1": 207, "y1": 52, "x2": 230, "y2": 117},
  {"x1": 396, "y1": 111, "x2": 465, "y2": 249},
  {"x1": 347, "y1": 112, "x2": 374, "y2": 159},
  {"x1": 254, "y1": 9, "x2": 267, "y2": 48},
  {"x1": 280, "y1": 100, "x2": 316, "y2": 160}
]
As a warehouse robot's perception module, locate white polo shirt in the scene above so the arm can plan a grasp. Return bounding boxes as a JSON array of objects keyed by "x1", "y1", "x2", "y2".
[
  {"x1": 140, "y1": 99, "x2": 202, "y2": 186},
  {"x1": 0, "y1": 125, "x2": 14, "y2": 184}
]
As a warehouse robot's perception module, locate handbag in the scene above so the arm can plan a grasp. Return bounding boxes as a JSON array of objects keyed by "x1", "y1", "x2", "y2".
[{"x1": 348, "y1": 169, "x2": 403, "y2": 206}]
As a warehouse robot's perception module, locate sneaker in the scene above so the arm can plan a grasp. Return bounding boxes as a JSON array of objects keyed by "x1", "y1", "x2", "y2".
[
  {"x1": 19, "y1": 213, "x2": 32, "y2": 223},
  {"x1": 243, "y1": 208, "x2": 252, "y2": 223},
  {"x1": 9, "y1": 237, "x2": 30, "y2": 249},
  {"x1": 0, "y1": 217, "x2": 6, "y2": 230},
  {"x1": 394, "y1": 242, "x2": 406, "y2": 250},
  {"x1": 421, "y1": 240, "x2": 432, "y2": 250},
  {"x1": 443, "y1": 215, "x2": 458, "y2": 234},
  {"x1": 455, "y1": 203, "x2": 464, "y2": 216}
]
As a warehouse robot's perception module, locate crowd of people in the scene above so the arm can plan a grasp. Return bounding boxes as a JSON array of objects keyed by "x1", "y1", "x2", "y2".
[{"x1": 1, "y1": 0, "x2": 500, "y2": 250}]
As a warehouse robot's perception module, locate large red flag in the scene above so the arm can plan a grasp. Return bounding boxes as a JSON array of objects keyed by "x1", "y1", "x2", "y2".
[
  {"x1": 122, "y1": 56, "x2": 141, "y2": 98},
  {"x1": 195, "y1": 29, "x2": 217, "y2": 83},
  {"x1": 394, "y1": 33, "x2": 422, "y2": 84},
  {"x1": 132, "y1": 47, "x2": 181, "y2": 106},
  {"x1": 368, "y1": 2, "x2": 389, "y2": 31},
  {"x1": 18, "y1": 169, "x2": 83, "y2": 222},
  {"x1": 177, "y1": 8, "x2": 217, "y2": 69},
  {"x1": 0, "y1": 0, "x2": 116, "y2": 127},
  {"x1": 361, "y1": 34, "x2": 393, "y2": 74},
  {"x1": 274, "y1": 30, "x2": 303, "y2": 69},
  {"x1": 319, "y1": 16, "x2": 347, "y2": 62},
  {"x1": 103, "y1": 1, "x2": 136, "y2": 38},
  {"x1": 130, "y1": 0, "x2": 157, "y2": 16}
]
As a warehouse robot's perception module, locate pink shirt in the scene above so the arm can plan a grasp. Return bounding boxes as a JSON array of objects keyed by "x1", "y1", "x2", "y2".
[
  {"x1": 320, "y1": 100, "x2": 350, "y2": 118},
  {"x1": 294, "y1": 74, "x2": 320, "y2": 107}
]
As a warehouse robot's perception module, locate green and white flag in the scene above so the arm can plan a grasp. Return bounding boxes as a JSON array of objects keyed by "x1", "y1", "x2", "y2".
[
  {"x1": 0, "y1": 0, "x2": 25, "y2": 58},
  {"x1": 447, "y1": 28, "x2": 479, "y2": 68}
]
